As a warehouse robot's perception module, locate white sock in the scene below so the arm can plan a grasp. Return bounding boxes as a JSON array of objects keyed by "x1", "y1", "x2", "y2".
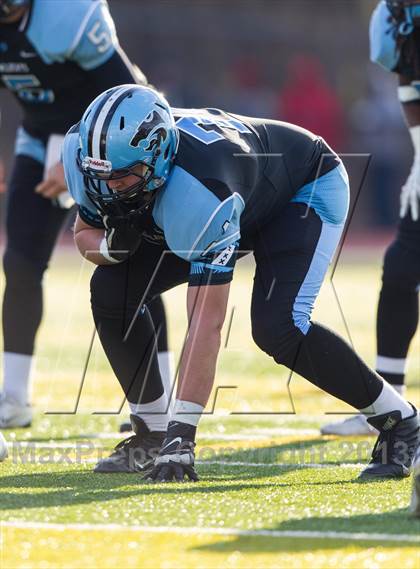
[
  {"x1": 129, "y1": 392, "x2": 168, "y2": 432},
  {"x1": 2, "y1": 352, "x2": 34, "y2": 406},
  {"x1": 158, "y1": 351, "x2": 175, "y2": 416},
  {"x1": 172, "y1": 399, "x2": 204, "y2": 427},
  {"x1": 361, "y1": 380, "x2": 413, "y2": 420},
  {"x1": 391, "y1": 384, "x2": 406, "y2": 396},
  {"x1": 375, "y1": 355, "x2": 407, "y2": 376}
]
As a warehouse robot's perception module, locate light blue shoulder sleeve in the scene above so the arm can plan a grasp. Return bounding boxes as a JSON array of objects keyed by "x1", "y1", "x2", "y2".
[
  {"x1": 62, "y1": 130, "x2": 104, "y2": 227},
  {"x1": 153, "y1": 166, "x2": 244, "y2": 262},
  {"x1": 369, "y1": 1, "x2": 400, "y2": 72},
  {"x1": 27, "y1": 0, "x2": 117, "y2": 70}
]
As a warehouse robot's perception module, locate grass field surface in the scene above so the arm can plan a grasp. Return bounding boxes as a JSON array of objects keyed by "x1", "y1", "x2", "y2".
[{"x1": 1, "y1": 245, "x2": 419, "y2": 568}]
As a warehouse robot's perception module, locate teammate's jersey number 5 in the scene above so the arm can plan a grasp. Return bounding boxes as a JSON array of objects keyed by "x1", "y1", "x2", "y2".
[{"x1": 87, "y1": 20, "x2": 112, "y2": 54}]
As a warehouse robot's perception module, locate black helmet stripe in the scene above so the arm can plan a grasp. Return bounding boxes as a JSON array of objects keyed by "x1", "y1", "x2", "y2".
[
  {"x1": 87, "y1": 89, "x2": 117, "y2": 158},
  {"x1": 87, "y1": 85, "x2": 131, "y2": 158},
  {"x1": 98, "y1": 87, "x2": 137, "y2": 160}
]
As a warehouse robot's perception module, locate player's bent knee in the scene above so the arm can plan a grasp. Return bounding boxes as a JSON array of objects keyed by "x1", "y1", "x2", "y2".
[{"x1": 252, "y1": 317, "x2": 304, "y2": 363}]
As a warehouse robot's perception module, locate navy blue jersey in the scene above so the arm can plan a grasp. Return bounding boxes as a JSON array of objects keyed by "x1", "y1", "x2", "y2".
[
  {"x1": 0, "y1": 0, "x2": 136, "y2": 138},
  {"x1": 63, "y1": 109, "x2": 340, "y2": 283}
]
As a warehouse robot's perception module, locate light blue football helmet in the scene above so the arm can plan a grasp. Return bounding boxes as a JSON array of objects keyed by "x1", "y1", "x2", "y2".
[
  {"x1": 0, "y1": 0, "x2": 29, "y2": 18},
  {"x1": 77, "y1": 84, "x2": 179, "y2": 211}
]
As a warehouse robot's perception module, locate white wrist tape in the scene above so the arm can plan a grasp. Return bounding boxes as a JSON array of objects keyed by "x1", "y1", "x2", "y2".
[
  {"x1": 409, "y1": 125, "x2": 420, "y2": 158},
  {"x1": 172, "y1": 399, "x2": 204, "y2": 427},
  {"x1": 99, "y1": 237, "x2": 120, "y2": 264},
  {"x1": 398, "y1": 85, "x2": 420, "y2": 103}
]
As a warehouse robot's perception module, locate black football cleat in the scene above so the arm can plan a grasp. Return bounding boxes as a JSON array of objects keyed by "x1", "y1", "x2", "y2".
[
  {"x1": 359, "y1": 405, "x2": 419, "y2": 480},
  {"x1": 94, "y1": 415, "x2": 165, "y2": 473}
]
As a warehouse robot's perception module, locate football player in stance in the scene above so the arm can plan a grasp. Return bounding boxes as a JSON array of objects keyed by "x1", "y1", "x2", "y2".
[
  {"x1": 322, "y1": 0, "x2": 420, "y2": 436},
  {"x1": 0, "y1": 0, "x2": 173, "y2": 433},
  {"x1": 62, "y1": 84, "x2": 419, "y2": 479}
]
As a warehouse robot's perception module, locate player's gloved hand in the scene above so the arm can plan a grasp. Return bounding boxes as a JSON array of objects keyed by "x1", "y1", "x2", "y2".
[
  {"x1": 98, "y1": 203, "x2": 145, "y2": 263},
  {"x1": 400, "y1": 126, "x2": 420, "y2": 222},
  {"x1": 145, "y1": 421, "x2": 199, "y2": 483},
  {"x1": 400, "y1": 156, "x2": 420, "y2": 221}
]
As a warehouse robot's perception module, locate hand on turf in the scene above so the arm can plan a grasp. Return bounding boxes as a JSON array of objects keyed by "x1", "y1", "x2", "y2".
[
  {"x1": 146, "y1": 421, "x2": 199, "y2": 483},
  {"x1": 400, "y1": 157, "x2": 420, "y2": 221},
  {"x1": 35, "y1": 161, "x2": 67, "y2": 199}
]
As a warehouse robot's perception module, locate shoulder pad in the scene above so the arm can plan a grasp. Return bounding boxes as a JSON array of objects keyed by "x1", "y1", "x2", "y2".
[
  {"x1": 153, "y1": 166, "x2": 244, "y2": 261},
  {"x1": 27, "y1": 0, "x2": 117, "y2": 68}
]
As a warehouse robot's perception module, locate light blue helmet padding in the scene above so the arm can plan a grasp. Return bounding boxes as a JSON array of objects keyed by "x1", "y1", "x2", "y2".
[
  {"x1": 27, "y1": 0, "x2": 117, "y2": 69},
  {"x1": 78, "y1": 84, "x2": 179, "y2": 191},
  {"x1": 153, "y1": 166, "x2": 244, "y2": 262}
]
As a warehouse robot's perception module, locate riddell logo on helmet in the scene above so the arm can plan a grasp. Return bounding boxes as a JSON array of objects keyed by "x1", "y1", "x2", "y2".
[{"x1": 82, "y1": 157, "x2": 112, "y2": 172}]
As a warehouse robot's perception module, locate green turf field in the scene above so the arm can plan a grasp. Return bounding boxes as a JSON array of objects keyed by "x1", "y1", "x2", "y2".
[{"x1": 1, "y1": 246, "x2": 419, "y2": 568}]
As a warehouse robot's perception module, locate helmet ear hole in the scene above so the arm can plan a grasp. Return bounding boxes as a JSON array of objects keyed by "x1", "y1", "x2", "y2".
[
  {"x1": 120, "y1": 117, "x2": 125, "y2": 130},
  {"x1": 164, "y1": 146, "x2": 170, "y2": 160}
]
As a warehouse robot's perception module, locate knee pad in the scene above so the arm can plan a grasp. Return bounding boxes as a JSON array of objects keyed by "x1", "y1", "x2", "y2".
[
  {"x1": 382, "y1": 241, "x2": 420, "y2": 290},
  {"x1": 3, "y1": 248, "x2": 44, "y2": 289}
]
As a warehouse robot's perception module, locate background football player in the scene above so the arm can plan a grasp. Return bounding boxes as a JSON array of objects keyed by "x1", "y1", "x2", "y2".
[
  {"x1": 322, "y1": 0, "x2": 420, "y2": 436},
  {"x1": 0, "y1": 0, "x2": 173, "y2": 431},
  {"x1": 62, "y1": 84, "x2": 418, "y2": 479}
]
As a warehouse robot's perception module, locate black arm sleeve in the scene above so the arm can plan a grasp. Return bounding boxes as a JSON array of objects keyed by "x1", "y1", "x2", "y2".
[
  {"x1": 85, "y1": 48, "x2": 149, "y2": 94},
  {"x1": 79, "y1": 205, "x2": 105, "y2": 229}
]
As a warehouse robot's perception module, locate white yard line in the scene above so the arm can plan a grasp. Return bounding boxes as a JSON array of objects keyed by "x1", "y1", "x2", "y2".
[{"x1": 2, "y1": 521, "x2": 418, "y2": 543}]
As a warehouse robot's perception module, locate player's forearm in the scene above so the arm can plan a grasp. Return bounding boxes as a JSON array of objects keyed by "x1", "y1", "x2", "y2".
[
  {"x1": 74, "y1": 227, "x2": 114, "y2": 265},
  {"x1": 177, "y1": 323, "x2": 222, "y2": 407}
]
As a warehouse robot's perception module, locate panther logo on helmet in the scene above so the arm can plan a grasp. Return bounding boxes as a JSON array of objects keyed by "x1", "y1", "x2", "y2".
[{"x1": 130, "y1": 110, "x2": 168, "y2": 150}]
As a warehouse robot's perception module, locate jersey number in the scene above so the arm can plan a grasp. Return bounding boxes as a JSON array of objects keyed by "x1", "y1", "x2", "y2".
[
  {"x1": 87, "y1": 21, "x2": 113, "y2": 54},
  {"x1": 2, "y1": 74, "x2": 54, "y2": 103},
  {"x1": 175, "y1": 114, "x2": 251, "y2": 145}
]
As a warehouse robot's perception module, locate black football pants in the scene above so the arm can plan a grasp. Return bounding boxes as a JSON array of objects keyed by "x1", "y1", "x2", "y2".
[
  {"x1": 376, "y1": 214, "x2": 420, "y2": 385},
  {"x1": 91, "y1": 203, "x2": 384, "y2": 408}
]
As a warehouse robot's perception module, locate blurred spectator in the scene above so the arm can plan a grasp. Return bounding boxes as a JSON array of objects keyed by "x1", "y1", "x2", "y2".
[
  {"x1": 277, "y1": 54, "x2": 346, "y2": 151},
  {"x1": 224, "y1": 56, "x2": 276, "y2": 118}
]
